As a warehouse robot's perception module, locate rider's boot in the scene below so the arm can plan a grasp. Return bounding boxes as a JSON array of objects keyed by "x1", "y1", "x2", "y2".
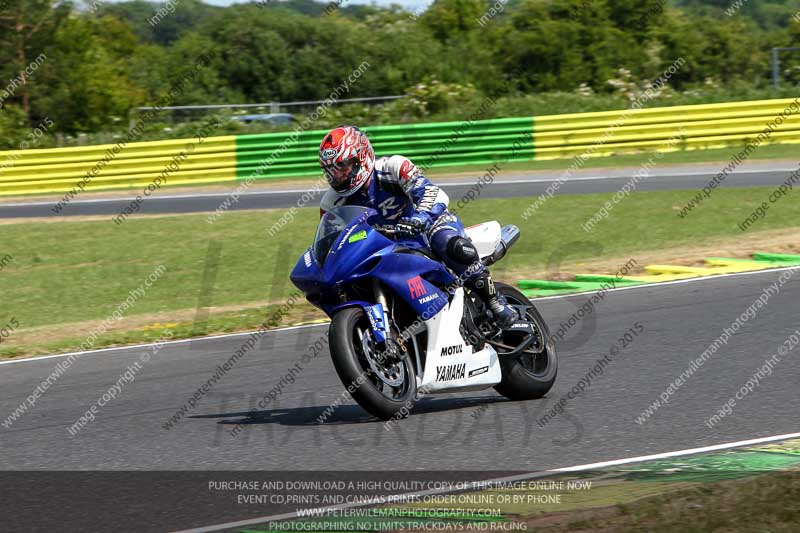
[{"x1": 467, "y1": 271, "x2": 517, "y2": 330}]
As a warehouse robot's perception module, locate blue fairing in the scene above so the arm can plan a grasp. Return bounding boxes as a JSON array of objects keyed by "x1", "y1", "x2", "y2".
[
  {"x1": 326, "y1": 301, "x2": 389, "y2": 343},
  {"x1": 290, "y1": 207, "x2": 455, "y2": 326}
]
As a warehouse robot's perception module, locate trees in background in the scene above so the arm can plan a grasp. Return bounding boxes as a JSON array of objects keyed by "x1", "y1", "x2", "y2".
[
  {"x1": 0, "y1": 0, "x2": 71, "y2": 115},
  {"x1": 0, "y1": 0, "x2": 799, "y2": 140}
]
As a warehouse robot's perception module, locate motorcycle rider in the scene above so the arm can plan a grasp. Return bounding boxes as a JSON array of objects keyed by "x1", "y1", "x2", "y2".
[{"x1": 318, "y1": 125, "x2": 517, "y2": 329}]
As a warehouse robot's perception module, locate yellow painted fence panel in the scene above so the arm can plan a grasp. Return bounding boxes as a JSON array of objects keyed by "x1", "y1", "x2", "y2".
[{"x1": 532, "y1": 97, "x2": 800, "y2": 161}]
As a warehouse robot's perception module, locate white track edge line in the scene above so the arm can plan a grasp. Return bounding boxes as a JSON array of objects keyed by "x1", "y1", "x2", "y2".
[
  {"x1": 2, "y1": 264, "x2": 797, "y2": 366},
  {"x1": 0, "y1": 322, "x2": 326, "y2": 366},
  {"x1": 171, "y1": 431, "x2": 800, "y2": 533}
]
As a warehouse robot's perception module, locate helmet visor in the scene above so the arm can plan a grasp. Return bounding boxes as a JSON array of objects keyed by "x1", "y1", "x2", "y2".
[{"x1": 323, "y1": 158, "x2": 361, "y2": 193}]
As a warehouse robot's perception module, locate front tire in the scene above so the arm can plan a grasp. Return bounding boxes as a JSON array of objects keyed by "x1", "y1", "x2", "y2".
[
  {"x1": 492, "y1": 283, "x2": 558, "y2": 401},
  {"x1": 328, "y1": 307, "x2": 417, "y2": 421}
]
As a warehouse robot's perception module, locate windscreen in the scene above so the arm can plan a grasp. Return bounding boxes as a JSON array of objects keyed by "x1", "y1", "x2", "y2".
[{"x1": 312, "y1": 206, "x2": 369, "y2": 265}]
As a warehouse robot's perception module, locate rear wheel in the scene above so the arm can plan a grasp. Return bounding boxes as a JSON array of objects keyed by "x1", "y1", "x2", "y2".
[
  {"x1": 328, "y1": 307, "x2": 417, "y2": 421},
  {"x1": 492, "y1": 283, "x2": 557, "y2": 400}
]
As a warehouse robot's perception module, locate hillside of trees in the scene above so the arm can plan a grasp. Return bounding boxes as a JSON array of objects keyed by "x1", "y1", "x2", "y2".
[{"x1": 2, "y1": 0, "x2": 800, "y2": 147}]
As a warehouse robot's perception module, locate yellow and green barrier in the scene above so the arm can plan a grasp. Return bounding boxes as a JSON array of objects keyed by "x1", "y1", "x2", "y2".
[
  {"x1": 2, "y1": 97, "x2": 800, "y2": 197},
  {"x1": 234, "y1": 117, "x2": 535, "y2": 182},
  {"x1": 0, "y1": 136, "x2": 240, "y2": 196},
  {"x1": 532, "y1": 97, "x2": 800, "y2": 160}
]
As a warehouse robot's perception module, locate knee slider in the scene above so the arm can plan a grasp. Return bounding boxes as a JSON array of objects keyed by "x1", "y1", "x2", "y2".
[{"x1": 447, "y1": 237, "x2": 479, "y2": 264}]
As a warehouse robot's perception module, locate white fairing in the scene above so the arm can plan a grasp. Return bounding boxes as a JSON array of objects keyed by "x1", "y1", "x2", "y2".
[
  {"x1": 419, "y1": 288, "x2": 503, "y2": 393},
  {"x1": 464, "y1": 221, "x2": 502, "y2": 260}
]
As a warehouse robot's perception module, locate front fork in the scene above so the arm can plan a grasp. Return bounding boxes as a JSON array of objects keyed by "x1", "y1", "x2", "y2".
[
  {"x1": 370, "y1": 281, "x2": 415, "y2": 367},
  {"x1": 328, "y1": 284, "x2": 414, "y2": 369}
]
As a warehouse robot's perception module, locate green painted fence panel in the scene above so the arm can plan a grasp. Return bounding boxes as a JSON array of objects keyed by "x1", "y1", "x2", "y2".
[{"x1": 233, "y1": 117, "x2": 535, "y2": 181}]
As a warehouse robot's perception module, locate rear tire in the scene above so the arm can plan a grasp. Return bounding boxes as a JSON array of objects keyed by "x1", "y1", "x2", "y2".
[
  {"x1": 492, "y1": 283, "x2": 557, "y2": 401},
  {"x1": 328, "y1": 307, "x2": 417, "y2": 421}
]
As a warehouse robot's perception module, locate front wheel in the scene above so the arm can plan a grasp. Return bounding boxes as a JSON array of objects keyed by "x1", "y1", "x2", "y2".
[
  {"x1": 492, "y1": 283, "x2": 557, "y2": 400},
  {"x1": 328, "y1": 307, "x2": 417, "y2": 421}
]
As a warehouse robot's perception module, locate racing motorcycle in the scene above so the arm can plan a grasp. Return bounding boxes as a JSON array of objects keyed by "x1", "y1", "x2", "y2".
[{"x1": 290, "y1": 206, "x2": 557, "y2": 420}]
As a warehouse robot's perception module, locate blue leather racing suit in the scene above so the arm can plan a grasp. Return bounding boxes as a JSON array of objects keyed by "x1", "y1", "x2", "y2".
[
  {"x1": 319, "y1": 154, "x2": 517, "y2": 328},
  {"x1": 319, "y1": 155, "x2": 482, "y2": 280}
]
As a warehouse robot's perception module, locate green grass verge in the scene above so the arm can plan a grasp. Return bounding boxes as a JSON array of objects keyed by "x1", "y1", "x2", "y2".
[
  {"x1": 2, "y1": 184, "x2": 799, "y2": 358},
  {"x1": 522, "y1": 470, "x2": 800, "y2": 532}
]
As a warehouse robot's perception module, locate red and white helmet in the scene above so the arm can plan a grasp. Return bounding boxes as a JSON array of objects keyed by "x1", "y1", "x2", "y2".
[{"x1": 319, "y1": 126, "x2": 375, "y2": 197}]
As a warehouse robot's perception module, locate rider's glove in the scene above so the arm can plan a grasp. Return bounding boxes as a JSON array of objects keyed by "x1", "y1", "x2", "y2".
[{"x1": 396, "y1": 214, "x2": 431, "y2": 238}]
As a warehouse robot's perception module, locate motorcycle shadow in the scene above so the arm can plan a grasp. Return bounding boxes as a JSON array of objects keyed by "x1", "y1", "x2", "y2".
[{"x1": 193, "y1": 395, "x2": 509, "y2": 427}]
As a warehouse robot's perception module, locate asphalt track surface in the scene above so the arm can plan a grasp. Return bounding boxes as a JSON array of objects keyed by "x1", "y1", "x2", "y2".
[
  {"x1": 1, "y1": 161, "x2": 798, "y2": 218},
  {"x1": 2, "y1": 268, "x2": 798, "y2": 472},
  {"x1": 2, "y1": 160, "x2": 799, "y2": 530}
]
